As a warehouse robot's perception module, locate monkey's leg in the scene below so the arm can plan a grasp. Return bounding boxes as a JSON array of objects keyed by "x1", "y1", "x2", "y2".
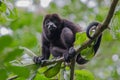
[
  {"x1": 50, "y1": 47, "x2": 67, "y2": 57},
  {"x1": 33, "y1": 35, "x2": 50, "y2": 64},
  {"x1": 61, "y1": 27, "x2": 74, "y2": 48},
  {"x1": 61, "y1": 27, "x2": 76, "y2": 62}
]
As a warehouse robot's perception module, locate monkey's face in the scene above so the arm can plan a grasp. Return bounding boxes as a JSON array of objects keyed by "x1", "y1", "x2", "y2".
[
  {"x1": 45, "y1": 20, "x2": 57, "y2": 32},
  {"x1": 43, "y1": 14, "x2": 62, "y2": 33}
]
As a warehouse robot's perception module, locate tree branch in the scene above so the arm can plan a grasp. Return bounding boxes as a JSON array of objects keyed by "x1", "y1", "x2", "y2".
[
  {"x1": 40, "y1": 0, "x2": 119, "y2": 67},
  {"x1": 38, "y1": 1, "x2": 119, "y2": 80},
  {"x1": 35, "y1": 1, "x2": 119, "y2": 80},
  {"x1": 70, "y1": 56, "x2": 76, "y2": 80},
  {"x1": 41, "y1": 57, "x2": 64, "y2": 67},
  {"x1": 77, "y1": 0, "x2": 119, "y2": 54}
]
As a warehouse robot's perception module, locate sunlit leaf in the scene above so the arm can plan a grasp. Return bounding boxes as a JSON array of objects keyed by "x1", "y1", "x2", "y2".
[
  {"x1": 80, "y1": 46, "x2": 94, "y2": 60},
  {"x1": 74, "y1": 32, "x2": 87, "y2": 47},
  {"x1": 0, "y1": 69, "x2": 7, "y2": 80},
  {"x1": 7, "y1": 75, "x2": 18, "y2": 80},
  {"x1": 6, "y1": 64, "x2": 30, "y2": 78},
  {"x1": 112, "y1": 69, "x2": 120, "y2": 79},
  {"x1": 29, "y1": 66, "x2": 48, "y2": 79},
  {"x1": 4, "y1": 48, "x2": 23, "y2": 62},
  {"x1": 74, "y1": 32, "x2": 95, "y2": 60},
  {"x1": 0, "y1": 35, "x2": 13, "y2": 52},
  {"x1": 34, "y1": 74, "x2": 50, "y2": 80},
  {"x1": 7, "y1": 8, "x2": 18, "y2": 20},
  {"x1": 44, "y1": 62, "x2": 62, "y2": 78},
  {"x1": 38, "y1": 67, "x2": 48, "y2": 74},
  {"x1": 111, "y1": 11, "x2": 120, "y2": 39},
  {"x1": 0, "y1": 1, "x2": 6, "y2": 12},
  {"x1": 96, "y1": 7, "x2": 108, "y2": 22},
  {"x1": 9, "y1": 13, "x2": 33, "y2": 30},
  {"x1": 75, "y1": 69, "x2": 95, "y2": 80},
  {"x1": 9, "y1": 46, "x2": 37, "y2": 67}
]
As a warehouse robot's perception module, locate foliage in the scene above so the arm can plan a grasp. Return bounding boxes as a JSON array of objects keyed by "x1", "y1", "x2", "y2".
[
  {"x1": 111, "y1": 10, "x2": 120, "y2": 39},
  {"x1": 0, "y1": 0, "x2": 120, "y2": 80},
  {"x1": 74, "y1": 32, "x2": 87, "y2": 47},
  {"x1": 75, "y1": 69, "x2": 95, "y2": 80},
  {"x1": 74, "y1": 32, "x2": 94, "y2": 60},
  {"x1": 44, "y1": 62, "x2": 62, "y2": 78}
]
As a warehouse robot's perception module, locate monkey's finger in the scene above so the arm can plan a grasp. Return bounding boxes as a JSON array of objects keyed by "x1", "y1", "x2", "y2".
[
  {"x1": 33, "y1": 56, "x2": 42, "y2": 64},
  {"x1": 64, "y1": 54, "x2": 71, "y2": 63}
]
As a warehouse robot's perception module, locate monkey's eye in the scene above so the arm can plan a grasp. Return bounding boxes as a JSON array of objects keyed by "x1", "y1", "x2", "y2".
[{"x1": 45, "y1": 20, "x2": 50, "y2": 24}]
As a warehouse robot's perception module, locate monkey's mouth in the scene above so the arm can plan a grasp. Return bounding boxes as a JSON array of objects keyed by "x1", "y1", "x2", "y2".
[
  {"x1": 47, "y1": 22, "x2": 57, "y2": 31},
  {"x1": 48, "y1": 26, "x2": 57, "y2": 31}
]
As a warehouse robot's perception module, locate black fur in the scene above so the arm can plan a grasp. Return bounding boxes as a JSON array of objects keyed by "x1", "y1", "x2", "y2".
[
  {"x1": 33, "y1": 14, "x2": 102, "y2": 64},
  {"x1": 86, "y1": 22, "x2": 102, "y2": 54}
]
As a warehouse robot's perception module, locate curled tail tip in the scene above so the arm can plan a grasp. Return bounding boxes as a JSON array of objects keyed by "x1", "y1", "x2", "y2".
[{"x1": 86, "y1": 22, "x2": 101, "y2": 39}]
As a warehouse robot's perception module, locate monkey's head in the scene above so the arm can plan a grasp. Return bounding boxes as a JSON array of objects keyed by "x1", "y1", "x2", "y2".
[{"x1": 43, "y1": 14, "x2": 62, "y2": 33}]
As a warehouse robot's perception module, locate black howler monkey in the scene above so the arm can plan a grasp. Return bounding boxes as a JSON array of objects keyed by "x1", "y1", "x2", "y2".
[{"x1": 33, "y1": 14, "x2": 102, "y2": 64}]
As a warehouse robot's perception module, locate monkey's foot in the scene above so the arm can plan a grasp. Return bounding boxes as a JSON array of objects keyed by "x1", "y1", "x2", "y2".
[
  {"x1": 64, "y1": 53, "x2": 70, "y2": 63},
  {"x1": 64, "y1": 47, "x2": 76, "y2": 63},
  {"x1": 68, "y1": 47, "x2": 76, "y2": 58}
]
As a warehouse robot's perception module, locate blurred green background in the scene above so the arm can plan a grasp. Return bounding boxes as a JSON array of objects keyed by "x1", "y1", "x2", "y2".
[{"x1": 0, "y1": 0, "x2": 120, "y2": 80}]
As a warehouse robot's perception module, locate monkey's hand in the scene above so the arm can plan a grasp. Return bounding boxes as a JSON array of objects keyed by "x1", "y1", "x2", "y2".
[
  {"x1": 64, "y1": 47, "x2": 76, "y2": 63},
  {"x1": 33, "y1": 56, "x2": 45, "y2": 64}
]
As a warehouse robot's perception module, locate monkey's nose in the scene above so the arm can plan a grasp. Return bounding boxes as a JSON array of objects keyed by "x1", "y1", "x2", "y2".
[
  {"x1": 49, "y1": 26, "x2": 56, "y2": 31},
  {"x1": 48, "y1": 25, "x2": 57, "y2": 31}
]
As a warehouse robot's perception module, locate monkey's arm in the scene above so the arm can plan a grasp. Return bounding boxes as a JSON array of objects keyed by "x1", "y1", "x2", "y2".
[{"x1": 33, "y1": 34, "x2": 50, "y2": 64}]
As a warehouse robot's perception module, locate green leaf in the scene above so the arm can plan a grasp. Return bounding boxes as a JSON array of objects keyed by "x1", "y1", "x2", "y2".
[
  {"x1": 4, "y1": 48, "x2": 23, "y2": 62},
  {"x1": 7, "y1": 8, "x2": 18, "y2": 20},
  {"x1": 7, "y1": 75, "x2": 18, "y2": 80},
  {"x1": 38, "y1": 67, "x2": 48, "y2": 74},
  {"x1": 81, "y1": 46, "x2": 94, "y2": 60},
  {"x1": 74, "y1": 32, "x2": 87, "y2": 47},
  {"x1": 0, "y1": 69, "x2": 7, "y2": 80},
  {"x1": 0, "y1": 35, "x2": 13, "y2": 52},
  {"x1": 44, "y1": 62, "x2": 62, "y2": 78},
  {"x1": 10, "y1": 13, "x2": 33, "y2": 30},
  {"x1": 80, "y1": 37, "x2": 100, "y2": 60},
  {"x1": 95, "y1": 7, "x2": 108, "y2": 22},
  {"x1": 6, "y1": 64, "x2": 30, "y2": 78},
  {"x1": 111, "y1": 11, "x2": 120, "y2": 39},
  {"x1": 0, "y1": 1, "x2": 7, "y2": 12},
  {"x1": 74, "y1": 32, "x2": 95, "y2": 60},
  {"x1": 34, "y1": 74, "x2": 50, "y2": 80},
  {"x1": 75, "y1": 69, "x2": 95, "y2": 80}
]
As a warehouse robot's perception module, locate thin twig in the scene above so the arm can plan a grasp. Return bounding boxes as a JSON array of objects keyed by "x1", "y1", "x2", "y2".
[{"x1": 70, "y1": 56, "x2": 76, "y2": 80}]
